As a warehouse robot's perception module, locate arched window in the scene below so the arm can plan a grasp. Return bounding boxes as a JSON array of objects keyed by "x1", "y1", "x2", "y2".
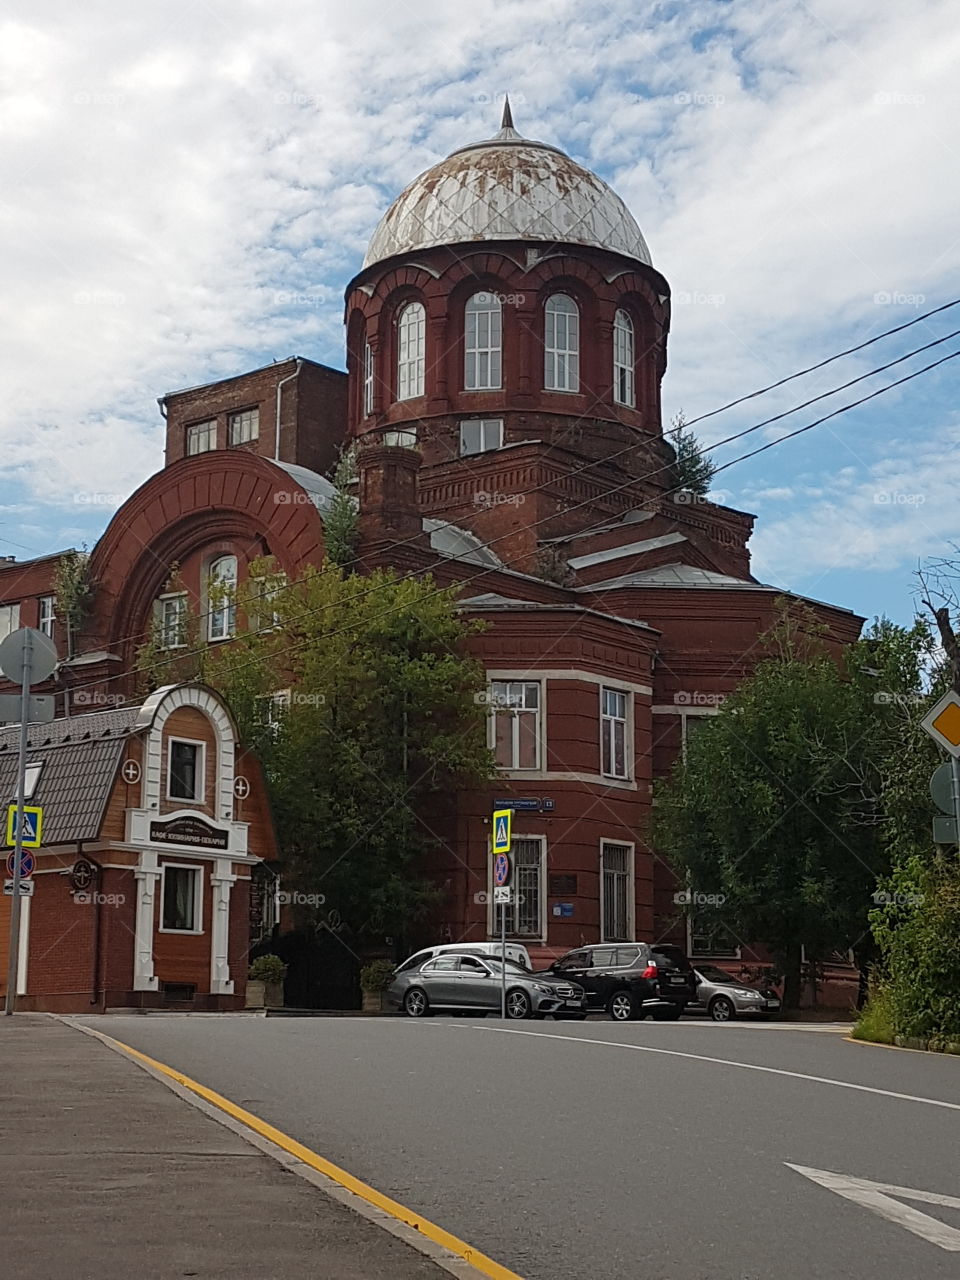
[
  {"x1": 396, "y1": 302, "x2": 425, "y2": 400},
  {"x1": 464, "y1": 292, "x2": 502, "y2": 390},
  {"x1": 544, "y1": 294, "x2": 579, "y2": 392},
  {"x1": 613, "y1": 309, "x2": 635, "y2": 407},
  {"x1": 363, "y1": 340, "x2": 374, "y2": 416},
  {"x1": 207, "y1": 554, "x2": 237, "y2": 642}
]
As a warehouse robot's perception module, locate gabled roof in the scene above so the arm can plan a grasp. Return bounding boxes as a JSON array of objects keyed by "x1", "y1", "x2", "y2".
[
  {"x1": 582, "y1": 563, "x2": 770, "y2": 590},
  {"x1": 567, "y1": 532, "x2": 687, "y2": 571},
  {"x1": 459, "y1": 593, "x2": 657, "y2": 633},
  {"x1": 0, "y1": 737, "x2": 126, "y2": 845}
]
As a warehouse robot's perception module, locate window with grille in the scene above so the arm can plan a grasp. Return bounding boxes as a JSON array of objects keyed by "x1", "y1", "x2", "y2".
[
  {"x1": 601, "y1": 842, "x2": 631, "y2": 941},
  {"x1": 464, "y1": 292, "x2": 502, "y2": 390},
  {"x1": 397, "y1": 302, "x2": 426, "y2": 400},
  {"x1": 544, "y1": 294, "x2": 579, "y2": 392},
  {"x1": 601, "y1": 687, "x2": 628, "y2": 778},
  {"x1": 488, "y1": 681, "x2": 541, "y2": 770},
  {"x1": 228, "y1": 408, "x2": 259, "y2": 446},
  {"x1": 38, "y1": 596, "x2": 56, "y2": 639},
  {"x1": 363, "y1": 341, "x2": 374, "y2": 416},
  {"x1": 186, "y1": 420, "x2": 216, "y2": 455},
  {"x1": 156, "y1": 593, "x2": 187, "y2": 649},
  {"x1": 494, "y1": 838, "x2": 543, "y2": 938},
  {"x1": 459, "y1": 418, "x2": 503, "y2": 456},
  {"x1": 689, "y1": 915, "x2": 740, "y2": 958},
  {"x1": 207, "y1": 555, "x2": 237, "y2": 641},
  {"x1": 613, "y1": 309, "x2": 635, "y2": 407}
]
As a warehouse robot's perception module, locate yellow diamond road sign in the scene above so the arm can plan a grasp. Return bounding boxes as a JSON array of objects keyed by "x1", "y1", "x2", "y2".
[
  {"x1": 6, "y1": 804, "x2": 42, "y2": 848},
  {"x1": 921, "y1": 690, "x2": 960, "y2": 757}
]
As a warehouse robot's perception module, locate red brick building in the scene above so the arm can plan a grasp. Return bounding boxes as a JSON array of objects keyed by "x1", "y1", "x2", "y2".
[
  {"x1": 0, "y1": 683, "x2": 277, "y2": 1012},
  {"x1": 0, "y1": 106, "x2": 862, "y2": 979}
]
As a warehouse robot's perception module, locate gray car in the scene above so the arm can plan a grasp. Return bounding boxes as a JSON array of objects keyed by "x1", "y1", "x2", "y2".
[
  {"x1": 387, "y1": 951, "x2": 587, "y2": 1020},
  {"x1": 688, "y1": 965, "x2": 782, "y2": 1021}
]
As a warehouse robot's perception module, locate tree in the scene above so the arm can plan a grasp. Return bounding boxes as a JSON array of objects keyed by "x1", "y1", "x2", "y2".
[
  {"x1": 668, "y1": 410, "x2": 715, "y2": 497},
  {"x1": 323, "y1": 446, "x2": 359, "y2": 569},
  {"x1": 656, "y1": 608, "x2": 931, "y2": 1009},
  {"x1": 138, "y1": 561, "x2": 494, "y2": 943}
]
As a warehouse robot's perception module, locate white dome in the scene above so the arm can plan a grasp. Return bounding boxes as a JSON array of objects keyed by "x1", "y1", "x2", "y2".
[{"x1": 363, "y1": 114, "x2": 652, "y2": 269}]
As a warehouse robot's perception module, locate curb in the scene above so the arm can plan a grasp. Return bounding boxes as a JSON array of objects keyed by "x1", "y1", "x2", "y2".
[
  {"x1": 58, "y1": 1016, "x2": 522, "y2": 1280},
  {"x1": 845, "y1": 1033, "x2": 960, "y2": 1056}
]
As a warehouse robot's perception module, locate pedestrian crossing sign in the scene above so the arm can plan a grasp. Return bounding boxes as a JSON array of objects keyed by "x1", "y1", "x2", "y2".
[
  {"x1": 6, "y1": 804, "x2": 42, "y2": 849},
  {"x1": 492, "y1": 808, "x2": 512, "y2": 855}
]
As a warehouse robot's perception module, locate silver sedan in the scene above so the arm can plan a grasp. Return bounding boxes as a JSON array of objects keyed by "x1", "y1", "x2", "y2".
[
  {"x1": 688, "y1": 966, "x2": 782, "y2": 1021},
  {"x1": 387, "y1": 952, "x2": 586, "y2": 1020}
]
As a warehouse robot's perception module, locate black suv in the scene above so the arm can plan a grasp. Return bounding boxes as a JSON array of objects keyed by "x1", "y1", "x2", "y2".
[{"x1": 547, "y1": 943, "x2": 697, "y2": 1021}]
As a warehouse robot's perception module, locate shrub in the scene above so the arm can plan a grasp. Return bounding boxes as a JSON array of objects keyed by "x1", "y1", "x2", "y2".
[
  {"x1": 852, "y1": 983, "x2": 895, "y2": 1045},
  {"x1": 248, "y1": 954, "x2": 288, "y2": 984},
  {"x1": 360, "y1": 959, "x2": 396, "y2": 992}
]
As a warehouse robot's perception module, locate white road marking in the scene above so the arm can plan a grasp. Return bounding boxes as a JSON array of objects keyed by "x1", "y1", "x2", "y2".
[
  {"x1": 786, "y1": 1164, "x2": 960, "y2": 1251},
  {"x1": 473, "y1": 1025, "x2": 960, "y2": 1111}
]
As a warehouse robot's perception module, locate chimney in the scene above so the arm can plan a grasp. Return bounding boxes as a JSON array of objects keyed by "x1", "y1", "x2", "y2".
[{"x1": 356, "y1": 436, "x2": 428, "y2": 550}]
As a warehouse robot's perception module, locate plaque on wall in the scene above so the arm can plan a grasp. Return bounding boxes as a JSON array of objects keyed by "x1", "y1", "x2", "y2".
[
  {"x1": 149, "y1": 815, "x2": 229, "y2": 850},
  {"x1": 549, "y1": 873, "x2": 578, "y2": 895}
]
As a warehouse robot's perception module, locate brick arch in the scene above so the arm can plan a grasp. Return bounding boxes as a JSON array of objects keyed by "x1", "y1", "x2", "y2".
[{"x1": 88, "y1": 452, "x2": 325, "y2": 669}]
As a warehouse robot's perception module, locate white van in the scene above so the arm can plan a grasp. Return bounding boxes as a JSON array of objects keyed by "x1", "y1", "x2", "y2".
[{"x1": 395, "y1": 941, "x2": 532, "y2": 973}]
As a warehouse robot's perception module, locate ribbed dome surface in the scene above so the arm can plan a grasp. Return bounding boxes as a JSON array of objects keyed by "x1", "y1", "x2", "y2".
[{"x1": 363, "y1": 119, "x2": 652, "y2": 269}]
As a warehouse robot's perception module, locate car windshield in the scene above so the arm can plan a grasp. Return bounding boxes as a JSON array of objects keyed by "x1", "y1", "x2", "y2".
[
  {"x1": 697, "y1": 966, "x2": 738, "y2": 984},
  {"x1": 481, "y1": 957, "x2": 534, "y2": 975}
]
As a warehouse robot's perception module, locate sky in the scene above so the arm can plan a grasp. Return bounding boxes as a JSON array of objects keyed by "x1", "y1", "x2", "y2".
[{"x1": 1, "y1": 0, "x2": 958, "y2": 626}]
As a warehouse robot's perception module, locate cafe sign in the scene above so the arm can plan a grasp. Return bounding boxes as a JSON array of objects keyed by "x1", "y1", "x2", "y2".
[{"x1": 149, "y1": 815, "x2": 229, "y2": 851}]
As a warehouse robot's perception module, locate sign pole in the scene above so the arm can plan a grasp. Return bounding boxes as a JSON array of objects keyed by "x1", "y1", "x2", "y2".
[
  {"x1": 500, "y1": 887, "x2": 507, "y2": 1020},
  {"x1": 4, "y1": 631, "x2": 32, "y2": 1015},
  {"x1": 952, "y1": 756, "x2": 960, "y2": 853}
]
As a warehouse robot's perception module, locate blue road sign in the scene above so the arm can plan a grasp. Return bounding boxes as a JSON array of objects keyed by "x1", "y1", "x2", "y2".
[
  {"x1": 492, "y1": 808, "x2": 512, "y2": 854},
  {"x1": 494, "y1": 852, "x2": 510, "y2": 887},
  {"x1": 6, "y1": 849, "x2": 35, "y2": 878}
]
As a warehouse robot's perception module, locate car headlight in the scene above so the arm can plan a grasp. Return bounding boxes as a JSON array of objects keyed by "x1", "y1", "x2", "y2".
[
  {"x1": 533, "y1": 984, "x2": 554, "y2": 994},
  {"x1": 733, "y1": 989, "x2": 761, "y2": 999}
]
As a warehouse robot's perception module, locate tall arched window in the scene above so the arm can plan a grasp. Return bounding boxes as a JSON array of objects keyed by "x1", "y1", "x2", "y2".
[
  {"x1": 397, "y1": 301, "x2": 425, "y2": 400},
  {"x1": 464, "y1": 292, "x2": 502, "y2": 390},
  {"x1": 363, "y1": 340, "x2": 374, "y2": 416},
  {"x1": 208, "y1": 554, "x2": 237, "y2": 642},
  {"x1": 544, "y1": 294, "x2": 579, "y2": 392},
  {"x1": 613, "y1": 309, "x2": 635, "y2": 407}
]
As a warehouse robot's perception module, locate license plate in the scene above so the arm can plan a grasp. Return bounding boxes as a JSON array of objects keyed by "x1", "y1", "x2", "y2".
[
  {"x1": 765, "y1": 999, "x2": 780, "y2": 1008},
  {"x1": 669, "y1": 976, "x2": 686, "y2": 985}
]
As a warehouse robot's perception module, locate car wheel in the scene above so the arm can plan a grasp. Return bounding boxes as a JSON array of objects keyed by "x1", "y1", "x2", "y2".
[
  {"x1": 403, "y1": 988, "x2": 430, "y2": 1018},
  {"x1": 607, "y1": 989, "x2": 639, "y2": 1021},
  {"x1": 709, "y1": 995, "x2": 736, "y2": 1022},
  {"x1": 505, "y1": 988, "x2": 532, "y2": 1019}
]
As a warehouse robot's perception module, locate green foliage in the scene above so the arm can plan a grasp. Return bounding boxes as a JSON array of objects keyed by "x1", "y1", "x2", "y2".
[
  {"x1": 54, "y1": 549, "x2": 93, "y2": 655},
  {"x1": 248, "y1": 954, "x2": 288, "y2": 983},
  {"x1": 360, "y1": 959, "x2": 396, "y2": 991},
  {"x1": 199, "y1": 562, "x2": 494, "y2": 941},
  {"x1": 657, "y1": 609, "x2": 932, "y2": 1008},
  {"x1": 851, "y1": 981, "x2": 896, "y2": 1045},
  {"x1": 668, "y1": 410, "x2": 716, "y2": 497},
  {"x1": 324, "y1": 446, "x2": 359, "y2": 569}
]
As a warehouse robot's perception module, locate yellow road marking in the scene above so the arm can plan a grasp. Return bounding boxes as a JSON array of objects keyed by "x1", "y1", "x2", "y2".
[{"x1": 105, "y1": 1033, "x2": 523, "y2": 1280}]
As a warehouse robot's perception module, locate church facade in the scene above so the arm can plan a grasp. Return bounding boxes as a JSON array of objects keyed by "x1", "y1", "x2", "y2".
[{"x1": 0, "y1": 106, "x2": 862, "y2": 972}]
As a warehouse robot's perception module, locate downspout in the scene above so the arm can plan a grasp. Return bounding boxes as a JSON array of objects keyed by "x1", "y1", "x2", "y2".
[{"x1": 274, "y1": 358, "x2": 303, "y2": 462}]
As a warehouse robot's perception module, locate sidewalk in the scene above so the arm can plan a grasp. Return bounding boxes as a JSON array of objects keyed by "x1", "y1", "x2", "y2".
[{"x1": 0, "y1": 1015, "x2": 451, "y2": 1280}]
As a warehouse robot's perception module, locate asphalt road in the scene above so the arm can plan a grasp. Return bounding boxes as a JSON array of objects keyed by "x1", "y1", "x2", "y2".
[{"x1": 74, "y1": 1015, "x2": 960, "y2": 1280}]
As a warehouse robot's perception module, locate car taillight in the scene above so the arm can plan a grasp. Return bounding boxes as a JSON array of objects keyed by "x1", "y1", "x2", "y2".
[{"x1": 641, "y1": 964, "x2": 658, "y2": 979}]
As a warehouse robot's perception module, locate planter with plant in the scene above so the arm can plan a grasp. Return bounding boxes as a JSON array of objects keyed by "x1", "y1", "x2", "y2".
[
  {"x1": 246, "y1": 954, "x2": 288, "y2": 1009},
  {"x1": 360, "y1": 959, "x2": 396, "y2": 1014}
]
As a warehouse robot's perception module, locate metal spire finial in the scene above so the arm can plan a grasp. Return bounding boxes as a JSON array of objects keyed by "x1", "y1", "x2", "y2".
[{"x1": 501, "y1": 95, "x2": 514, "y2": 130}]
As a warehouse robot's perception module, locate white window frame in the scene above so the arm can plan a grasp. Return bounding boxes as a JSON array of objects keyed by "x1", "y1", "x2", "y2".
[
  {"x1": 613, "y1": 308, "x2": 635, "y2": 407},
  {"x1": 544, "y1": 293, "x2": 580, "y2": 392},
  {"x1": 155, "y1": 592, "x2": 188, "y2": 650},
  {"x1": 363, "y1": 341, "x2": 374, "y2": 416},
  {"x1": 186, "y1": 419, "x2": 216, "y2": 455},
  {"x1": 38, "y1": 596, "x2": 56, "y2": 639},
  {"x1": 459, "y1": 418, "x2": 504, "y2": 456},
  {"x1": 250, "y1": 574, "x2": 284, "y2": 633},
  {"x1": 23, "y1": 761, "x2": 43, "y2": 800},
  {"x1": 464, "y1": 292, "x2": 502, "y2": 390},
  {"x1": 488, "y1": 680, "x2": 542, "y2": 772},
  {"x1": 600, "y1": 687, "x2": 630, "y2": 780},
  {"x1": 0, "y1": 603, "x2": 21, "y2": 643},
  {"x1": 166, "y1": 736, "x2": 206, "y2": 804},
  {"x1": 600, "y1": 840, "x2": 635, "y2": 942},
  {"x1": 207, "y1": 555, "x2": 237, "y2": 642},
  {"x1": 686, "y1": 914, "x2": 742, "y2": 960},
  {"x1": 228, "y1": 407, "x2": 259, "y2": 446},
  {"x1": 491, "y1": 834, "x2": 546, "y2": 941},
  {"x1": 159, "y1": 862, "x2": 204, "y2": 935},
  {"x1": 397, "y1": 301, "x2": 426, "y2": 401}
]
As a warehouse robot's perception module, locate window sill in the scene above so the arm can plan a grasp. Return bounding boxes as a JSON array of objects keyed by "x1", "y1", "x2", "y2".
[
  {"x1": 165, "y1": 793, "x2": 205, "y2": 805},
  {"x1": 158, "y1": 927, "x2": 205, "y2": 936}
]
